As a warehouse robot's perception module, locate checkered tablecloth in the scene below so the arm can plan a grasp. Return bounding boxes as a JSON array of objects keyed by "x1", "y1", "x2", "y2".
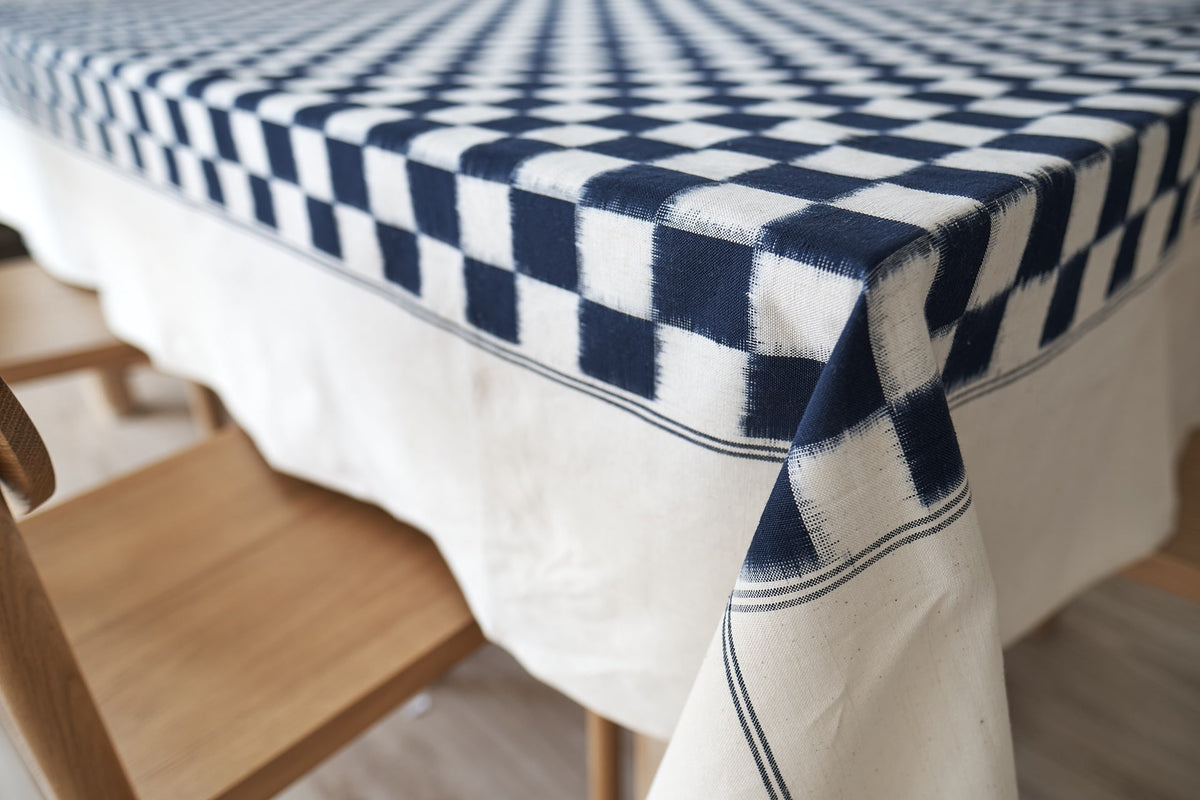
[{"x1": 3, "y1": 0, "x2": 1199, "y2": 796}]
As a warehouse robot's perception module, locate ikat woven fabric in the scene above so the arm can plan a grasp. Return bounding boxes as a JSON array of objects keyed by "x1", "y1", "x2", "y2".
[{"x1": 3, "y1": 0, "x2": 1199, "y2": 796}]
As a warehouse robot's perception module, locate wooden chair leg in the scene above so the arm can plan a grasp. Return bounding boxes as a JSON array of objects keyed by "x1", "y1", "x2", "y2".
[
  {"x1": 95, "y1": 367, "x2": 137, "y2": 416},
  {"x1": 186, "y1": 382, "x2": 224, "y2": 436},
  {"x1": 586, "y1": 710, "x2": 621, "y2": 800},
  {"x1": 0, "y1": 500, "x2": 138, "y2": 800}
]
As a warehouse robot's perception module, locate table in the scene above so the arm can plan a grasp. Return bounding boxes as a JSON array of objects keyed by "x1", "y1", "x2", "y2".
[{"x1": 2, "y1": 0, "x2": 1198, "y2": 796}]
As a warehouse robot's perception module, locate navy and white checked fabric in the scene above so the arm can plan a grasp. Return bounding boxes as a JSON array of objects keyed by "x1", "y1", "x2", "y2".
[{"x1": 3, "y1": 0, "x2": 1199, "y2": 795}]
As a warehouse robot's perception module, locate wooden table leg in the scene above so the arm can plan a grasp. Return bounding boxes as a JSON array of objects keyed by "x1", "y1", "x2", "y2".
[
  {"x1": 186, "y1": 382, "x2": 224, "y2": 435},
  {"x1": 95, "y1": 367, "x2": 136, "y2": 416},
  {"x1": 586, "y1": 710, "x2": 620, "y2": 800}
]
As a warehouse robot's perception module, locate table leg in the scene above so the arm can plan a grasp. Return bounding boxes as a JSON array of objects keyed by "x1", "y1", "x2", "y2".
[
  {"x1": 586, "y1": 710, "x2": 620, "y2": 800},
  {"x1": 95, "y1": 367, "x2": 136, "y2": 416},
  {"x1": 186, "y1": 382, "x2": 224, "y2": 435}
]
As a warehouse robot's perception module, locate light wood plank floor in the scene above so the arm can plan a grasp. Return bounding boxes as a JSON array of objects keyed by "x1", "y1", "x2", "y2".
[{"x1": 1, "y1": 370, "x2": 1196, "y2": 799}]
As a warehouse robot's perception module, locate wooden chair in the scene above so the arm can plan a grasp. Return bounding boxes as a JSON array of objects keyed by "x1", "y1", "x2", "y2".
[
  {"x1": 0, "y1": 257, "x2": 224, "y2": 432},
  {"x1": 0, "y1": 376, "x2": 483, "y2": 800}
]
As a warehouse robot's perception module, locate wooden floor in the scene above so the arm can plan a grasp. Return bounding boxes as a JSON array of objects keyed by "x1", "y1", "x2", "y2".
[{"x1": 1, "y1": 370, "x2": 1197, "y2": 799}]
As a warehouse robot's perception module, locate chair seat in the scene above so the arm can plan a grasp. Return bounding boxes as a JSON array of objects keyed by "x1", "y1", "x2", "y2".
[
  {"x1": 0, "y1": 258, "x2": 145, "y2": 382},
  {"x1": 20, "y1": 429, "x2": 482, "y2": 800}
]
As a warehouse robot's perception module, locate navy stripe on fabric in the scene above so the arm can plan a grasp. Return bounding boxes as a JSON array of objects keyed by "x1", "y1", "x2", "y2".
[
  {"x1": 1107, "y1": 212, "x2": 1144, "y2": 295},
  {"x1": 1040, "y1": 251, "x2": 1088, "y2": 346}
]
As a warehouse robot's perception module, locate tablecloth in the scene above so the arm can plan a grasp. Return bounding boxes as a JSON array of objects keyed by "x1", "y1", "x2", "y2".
[{"x1": 2, "y1": 0, "x2": 1199, "y2": 796}]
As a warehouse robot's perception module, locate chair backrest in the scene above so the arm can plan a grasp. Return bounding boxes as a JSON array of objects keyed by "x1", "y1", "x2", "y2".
[
  {"x1": 0, "y1": 377, "x2": 138, "y2": 800},
  {"x1": 0, "y1": 377, "x2": 54, "y2": 511}
]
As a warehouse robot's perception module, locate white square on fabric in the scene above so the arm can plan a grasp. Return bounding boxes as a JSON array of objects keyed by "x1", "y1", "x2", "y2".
[
  {"x1": 230, "y1": 109, "x2": 270, "y2": 176},
  {"x1": 533, "y1": 103, "x2": 615, "y2": 124},
  {"x1": 137, "y1": 136, "x2": 170, "y2": 188},
  {"x1": 201, "y1": 79, "x2": 268, "y2": 110},
  {"x1": 1082, "y1": 61, "x2": 1164, "y2": 78},
  {"x1": 1077, "y1": 92, "x2": 1181, "y2": 115},
  {"x1": 1074, "y1": 227, "x2": 1122, "y2": 323},
  {"x1": 77, "y1": 74, "x2": 107, "y2": 117},
  {"x1": 291, "y1": 125, "x2": 333, "y2": 202},
  {"x1": 363, "y1": 146, "x2": 414, "y2": 230},
  {"x1": 79, "y1": 119, "x2": 106, "y2": 158},
  {"x1": 458, "y1": 175, "x2": 513, "y2": 269},
  {"x1": 173, "y1": 147, "x2": 206, "y2": 204},
  {"x1": 578, "y1": 208, "x2": 655, "y2": 319},
  {"x1": 342, "y1": 88, "x2": 425, "y2": 107},
  {"x1": 108, "y1": 85, "x2": 140, "y2": 130},
  {"x1": 269, "y1": 178, "x2": 312, "y2": 252},
  {"x1": 1134, "y1": 191, "x2": 1177, "y2": 282},
  {"x1": 806, "y1": 66, "x2": 875, "y2": 84},
  {"x1": 742, "y1": 100, "x2": 840, "y2": 119},
  {"x1": 991, "y1": 272, "x2": 1056, "y2": 373},
  {"x1": 416, "y1": 234, "x2": 467, "y2": 325},
  {"x1": 179, "y1": 98, "x2": 217, "y2": 158},
  {"x1": 967, "y1": 97, "x2": 1070, "y2": 118},
  {"x1": 1032, "y1": 76, "x2": 1123, "y2": 96},
  {"x1": 834, "y1": 183, "x2": 980, "y2": 228},
  {"x1": 856, "y1": 97, "x2": 954, "y2": 121},
  {"x1": 733, "y1": 83, "x2": 813, "y2": 100},
  {"x1": 968, "y1": 189, "x2": 1037, "y2": 311},
  {"x1": 215, "y1": 160, "x2": 254, "y2": 221},
  {"x1": 108, "y1": 122, "x2": 138, "y2": 171},
  {"x1": 764, "y1": 118, "x2": 860, "y2": 145},
  {"x1": 924, "y1": 77, "x2": 1013, "y2": 97},
  {"x1": 1137, "y1": 75, "x2": 1200, "y2": 93},
  {"x1": 796, "y1": 146, "x2": 920, "y2": 180},
  {"x1": 787, "y1": 412, "x2": 927, "y2": 560},
  {"x1": 655, "y1": 324, "x2": 750, "y2": 440},
  {"x1": 1020, "y1": 113, "x2": 1133, "y2": 145},
  {"x1": 749, "y1": 250, "x2": 862, "y2": 361},
  {"x1": 516, "y1": 274, "x2": 581, "y2": 374},
  {"x1": 524, "y1": 123, "x2": 625, "y2": 148},
  {"x1": 894, "y1": 120, "x2": 1005, "y2": 148},
  {"x1": 441, "y1": 86, "x2": 522, "y2": 104},
  {"x1": 140, "y1": 90, "x2": 174, "y2": 142},
  {"x1": 664, "y1": 184, "x2": 811, "y2": 247},
  {"x1": 334, "y1": 204, "x2": 385, "y2": 281},
  {"x1": 1177, "y1": 103, "x2": 1200, "y2": 181},
  {"x1": 632, "y1": 91, "x2": 719, "y2": 109},
  {"x1": 931, "y1": 325, "x2": 956, "y2": 374},
  {"x1": 112, "y1": 61, "x2": 153, "y2": 87},
  {"x1": 898, "y1": 64, "x2": 974, "y2": 82},
  {"x1": 515, "y1": 149, "x2": 632, "y2": 202},
  {"x1": 641, "y1": 121, "x2": 744, "y2": 149},
  {"x1": 257, "y1": 92, "x2": 339, "y2": 125},
  {"x1": 535, "y1": 85, "x2": 611, "y2": 103},
  {"x1": 1128, "y1": 121, "x2": 1168, "y2": 216},
  {"x1": 990, "y1": 62, "x2": 1067, "y2": 80},
  {"x1": 323, "y1": 107, "x2": 413, "y2": 143},
  {"x1": 652, "y1": 150, "x2": 775, "y2": 181},
  {"x1": 726, "y1": 67, "x2": 790, "y2": 85},
  {"x1": 1059, "y1": 152, "x2": 1110, "y2": 263},
  {"x1": 867, "y1": 246, "x2": 941, "y2": 402},
  {"x1": 407, "y1": 126, "x2": 505, "y2": 171},
  {"x1": 937, "y1": 147, "x2": 1067, "y2": 178},
  {"x1": 425, "y1": 104, "x2": 513, "y2": 126},
  {"x1": 827, "y1": 80, "x2": 913, "y2": 98}
]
